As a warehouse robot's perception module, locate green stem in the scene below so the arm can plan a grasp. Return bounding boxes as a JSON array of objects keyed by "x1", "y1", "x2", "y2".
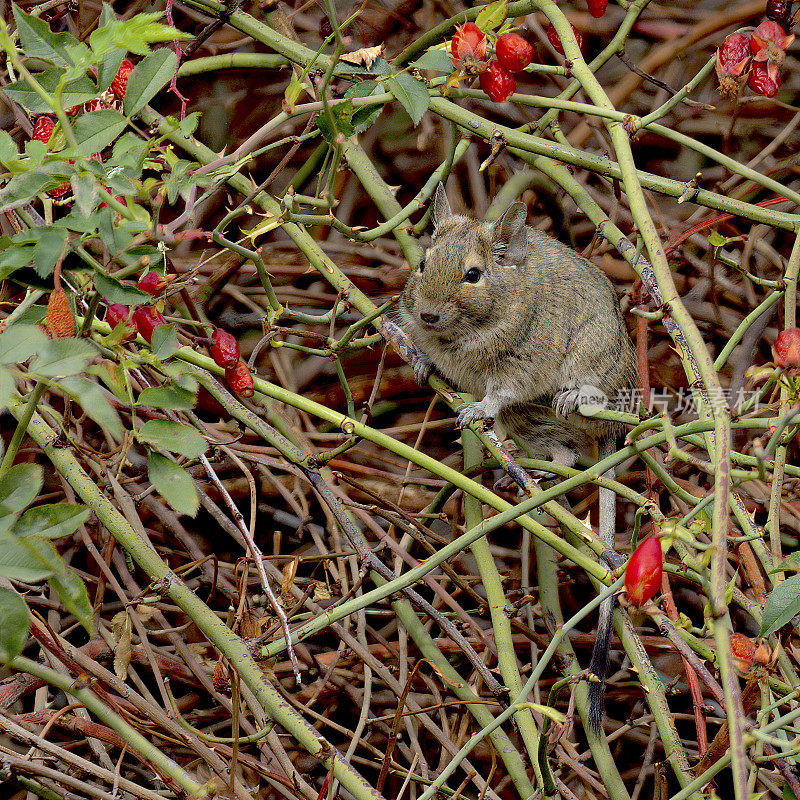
[
  {"x1": 0, "y1": 381, "x2": 46, "y2": 479},
  {"x1": 714, "y1": 290, "x2": 784, "y2": 371},
  {"x1": 461, "y1": 429, "x2": 545, "y2": 789},
  {"x1": 178, "y1": 53, "x2": 290, "y2": 76},
  {"x1": 338, "y1": 136, "x2": 421, "y2": 265}
]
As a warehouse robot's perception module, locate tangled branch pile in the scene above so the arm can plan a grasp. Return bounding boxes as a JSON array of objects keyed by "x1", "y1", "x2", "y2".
[{"x1": 1, "y1": 1, "x2": 800, "y2": 799}]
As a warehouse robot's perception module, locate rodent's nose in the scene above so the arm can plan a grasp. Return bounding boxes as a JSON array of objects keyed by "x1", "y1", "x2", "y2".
[{"x1": 420, "y1": 312, "x2": 440, "y2": 325}]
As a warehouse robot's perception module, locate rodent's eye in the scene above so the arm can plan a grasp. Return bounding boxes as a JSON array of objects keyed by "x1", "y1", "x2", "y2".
[
  {"x1": 463, "y1": 267, "x2": 482, "y2": 284},
  {"x1": 418, "y1": 256, "x2": 426, "y2": 273}
]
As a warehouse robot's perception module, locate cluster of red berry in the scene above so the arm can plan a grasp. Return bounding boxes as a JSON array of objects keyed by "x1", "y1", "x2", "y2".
[
  {"x1": 104, "y1": 273, "x2": 255, "y2": 399},
  {"x1": 450, "y1": 22, "x2": 529, "y2": 102},
  {"x1": 449, "y1": 2, "x2": 607, "y2": 103},
  {"x1": 29, "y1": 60, "x2": 134, "y2": 199},
  {"x1": 716, "y1": 2, "x2": 795, "y2": 98}
]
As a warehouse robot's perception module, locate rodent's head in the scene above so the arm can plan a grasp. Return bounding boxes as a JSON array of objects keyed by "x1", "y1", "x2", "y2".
[{"x1": 399, "y1": 183, "x2": 529, "y2": 344}]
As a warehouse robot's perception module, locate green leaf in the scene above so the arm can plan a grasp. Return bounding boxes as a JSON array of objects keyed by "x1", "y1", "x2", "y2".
[
  {"x1": 0, "y1": 130, "x2": 19, "y2": 164},
  {"x1": 123, "y1": 48, "x2": 177, "y2": 116},
  {"x1": 138, "y1": 419, "x2": 207, "y2": 458},
  {"x1": 412, "y1": 49, "x2": 454, "y2": 72},
  {"x1": 148, "y1": 452, "x2": 199, "y2": 517},
  {"x1": 283, "y1": 76, "x2": 304, "y2": 113},
  {"x1": 24, "y1": 138, "x2": 47, "y2": 166},
  {"x1": 0, "y1": 529, "x2": 53, "y2": 581},
  {"x1": 112, "y1": 132, "x2": 152, "y2": 170},
  {"x1": 71, "y1": 173, "x2": 100, "y2": 215},
  {"x1": 475, "y1": 0, "x2": 508, "y2": 31},
  {"x1": 0, "y1": 587, "x2": 30, "y2": 661},
  {"x1": 0, "y1": 243, "x2": 35, "y2": 279},
  {"x1": 151, "y1": 324, "x2": 179, "y2": 359},
  {"x1": 317, "y1": 101, "x2": 355, "y2": 144},
  {"x1": 137, "y1": 384, "x2": 196, "y2": 411},
  {"x1": 97, "y1": 49, "x2": 125, "y2": 93},
  {"x1": 99, "y1": 3, "x2": 117, "y2": 29},
  {"x1": 773, "y1": 551, "x2": 800, "y2": 574},
  {"x1": 49, "y1": 568, "x2": 93, "y2": 635},
  {"x1": 59, "y1": 376, "x2": 123, "y2": 440},
  {"x1": 0, "y1": 172, "x2": 52, "y2": 212},
  {"x1": 0, "y1": 465, "x2": 43, "y2": 514},
  {"x1": 73, "y1": 110, "x2": 128, "y2": 156},
  {"x1": 761, "y1": 574, "x2": 800, "y2": 637},
  {"x1": 387, "y1": 72, "x2": 430, "y2": 126},
  {"x1": 108, "y1": 13, "x2": 191, "y2": 56},
  {"x1": 179, "y1": 112, "x2": 200, "y2": 137},
  {"x1": 0, "y1": 368, "x2": 14, "y2": 412},
  {"x1": 63, "y1": 42, "x2": 93, "y2": 78},
  {"x1": 163, "y1": 160, "x2": 196, "y2": 205},
  {"x1": 0, "y1": 324, "x2": 48, "y2": 365},
  {"x1": 33, "y1": 228, "x2": 68, "y2": 279},
  {"x1": 345, "y1": 81, "x2": 385, "y2": 135},
  {"x1": 93, "y1": 271, "x2": 149, "y2": 305},
  {"x1": 13, "y1": 6, "x2": 79, "y2": 68},
  {"x1": 4, "y1": 70, "x2": 97, "y2": 114},
  {"x1": 30, "y1": 338, "x2": 97, "y2": 377},
  {"x1": 14, "y1": 504, "x2": 90, "y2": 540}
]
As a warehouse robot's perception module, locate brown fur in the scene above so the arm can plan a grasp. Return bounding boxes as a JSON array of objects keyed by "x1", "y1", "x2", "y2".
[{"x1": 398, "y1": 184, "x2": 636, "y2": 464}]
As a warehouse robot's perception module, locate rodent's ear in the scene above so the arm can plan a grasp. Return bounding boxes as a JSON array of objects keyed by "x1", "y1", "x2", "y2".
[
  {"x1": 432, "y1": 183, "x2": 453, "y2": 236},
  {"x1": 491, "y1": 202, "x2": 528, "y2": 266}
]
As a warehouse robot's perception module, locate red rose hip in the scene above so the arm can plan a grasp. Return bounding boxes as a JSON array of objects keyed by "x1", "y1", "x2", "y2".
[
  {"x1": 715, "y1": 31, "x2": 752, "y2": 95},
  {"x1": 451, "y1": 22, "x2": 487, "y2": 64},
  {"x1": 105, "y1": 303, "x2": 136, "y2": 341},
  {"x1": 750, "y1": 19, "x2": 794, "y2": 83},
  {"x1": 138, "y1": 271, "x2": 176, "y2": 296},
  {"x1": 766, "y1": 0, "x2": 792, "y2": 29},
  {"x1": 774, "y1": 327, "x2": 800, "y2": 367},
  {"x1": 495, "y1": 32, "x2": 533, "y2": 72},
  {"x1": 111, "y1": 59, "x2": 134, "y2": 100},
  {"x1": 747, "y1": 60, "x2": 781, "y2": 96},
  {"x1": 479, "y1": 60, "x2": 516, "y2": 102},
  {"x1": 133, "y1": 306, "x2": 167, "y2": 344},
  {"x1": 730, "y1": 632, "x2": 755, "y2": 666},
  {"x1": 210, "y1": 328, "x2": 241, "y2": 369},
  {"x1": 625, "y1": 536, "x2": 663, "y2": 606},
  {"x1": 587, "y1": 0, "x2": 608, "y2": 17},
  {"x1": 546, "y1": 23, "x2": 584, "y2": 56},
  {"x1": 225, "y1": 360, "x2": 254, "y2": 398},
  {"x1": 31, "y1": 116, "x2": 56, "y2": 143}
]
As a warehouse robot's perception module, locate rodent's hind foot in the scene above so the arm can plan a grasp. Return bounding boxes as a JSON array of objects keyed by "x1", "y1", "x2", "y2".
[
  {"x1": 553, "y1": 384, "x2": 608, "y2": 416},
  {"x1": 456, "y1": 400, "x2": 494, "y2": 428}
]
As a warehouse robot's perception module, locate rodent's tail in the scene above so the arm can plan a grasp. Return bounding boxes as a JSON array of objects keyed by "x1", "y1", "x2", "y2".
[
  {"x1": 588, "y1": 435, "x2": 618, "y2": 735},
  {"x1": 587, "y1": 595, "x2": 614, "y2": 734}
]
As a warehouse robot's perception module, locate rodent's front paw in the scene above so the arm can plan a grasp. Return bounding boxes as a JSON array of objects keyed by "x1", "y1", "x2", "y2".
[
  {"x1": 553, "y1": 385, "x2": 608, "y2": 416},
  {"x1": 410, "y1": 351, "x2": 434, "y2": 385},
  {"x1": 456, "y1": 401, "x2": 493, "y2": 428}
]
